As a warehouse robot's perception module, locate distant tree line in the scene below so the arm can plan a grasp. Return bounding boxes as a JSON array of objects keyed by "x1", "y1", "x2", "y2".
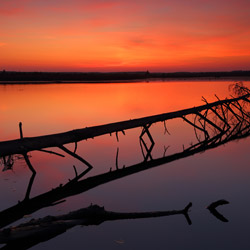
[{"x1": 0, "y1": 70, "x2": 250, "y2": 82}]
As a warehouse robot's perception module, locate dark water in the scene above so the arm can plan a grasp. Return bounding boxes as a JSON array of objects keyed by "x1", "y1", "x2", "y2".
[{"x1": 0, "y1": 79, "x2": 250, "y2": 249}]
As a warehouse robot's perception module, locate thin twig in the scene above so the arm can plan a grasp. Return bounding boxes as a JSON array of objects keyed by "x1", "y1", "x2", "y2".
[
  {"x1": 19, "y1": 122, "x2": 23, "y2": 139},
  {"x1": 73, "y1": 142, "x2": 78, "y2": 154},
  {"x1": 73, "y1": 165, "x2": 78, "y2": 178},
  {"x1": 116, "y1": 131, "x2": 119, "y2": 142},
  {"x1": 163, "y1": 120, "x2": 170, "y2": 135},
  {"x1": 116, "y1": 148, "x2": 119, "y2": 170},
  {"x1": 37, "y1": 149, "x2": 65, "y2": 157},
  {"x1": 59, "y1": 145, "x2": 93, "y2": 169}
]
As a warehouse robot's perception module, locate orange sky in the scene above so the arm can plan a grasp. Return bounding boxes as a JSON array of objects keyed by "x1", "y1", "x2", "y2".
[{"x1": 0, "y1": 0, "x2": 250, "y2": 72}]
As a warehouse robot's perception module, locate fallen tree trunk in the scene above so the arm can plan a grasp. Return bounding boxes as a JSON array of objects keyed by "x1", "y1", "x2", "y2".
[
  {"x1": 0, "y1": 93, "x2": 249, "y2": 157},
  {"x1": 0, "y1": 124, "x2": 248, "y2": 230}
]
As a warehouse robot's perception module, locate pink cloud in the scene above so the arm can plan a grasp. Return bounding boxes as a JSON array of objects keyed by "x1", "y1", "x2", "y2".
[
  {"x1": 32, "y1": 0, "x2": 122, "y2": 14},
  {"x1": 0, "y1": 7, "x2": 25, "y2": 16},
  {"x1": 82, "y1": 1, "x2": 121, "y2": 11},
  {"x1": 0, "y1": 0, "x2": 32, "y2": 15}
]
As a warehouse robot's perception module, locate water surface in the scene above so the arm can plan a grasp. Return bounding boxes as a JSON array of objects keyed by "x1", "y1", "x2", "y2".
[{"x1": 0, "y1": 79, "x2": 250, "y2": 249}]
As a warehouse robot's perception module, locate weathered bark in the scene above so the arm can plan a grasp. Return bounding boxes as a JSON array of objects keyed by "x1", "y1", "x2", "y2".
[{"x1": 0, "y1": 93, "x2": 249, "y2": 158}]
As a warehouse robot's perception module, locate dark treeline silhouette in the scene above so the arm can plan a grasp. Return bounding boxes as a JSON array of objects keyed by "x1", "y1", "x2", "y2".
[{"x1": 0, "y1": 70, "x2": 250, "y2": 83}]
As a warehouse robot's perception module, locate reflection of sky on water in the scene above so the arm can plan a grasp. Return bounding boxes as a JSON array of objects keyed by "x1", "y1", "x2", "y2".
[
  {"x1": 1, "y1": 80, "x2": 249, "y2": 139},
  {"x1": 0, "y1": 80, "x2": 250, "y2": 249}
]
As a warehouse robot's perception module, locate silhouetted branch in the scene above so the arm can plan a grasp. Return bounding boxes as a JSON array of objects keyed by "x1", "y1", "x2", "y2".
[
  {"x1": 73, "y1": 142, "x2": 78, "y2": 154},
  {"x1": 23, "y1": 154, "x2": 36, "y2": 200},
  {"x1": 139, "y1": 125, "x2": 155, "y2": 161},
  {"x1": 116, "y1": 148, "x2": 119, "y2": 170},
  {"x1": 193, "y1": 114, "x2": 201, "y2": 142},
  {"x1": 163, "y1": 145, "x2": 170, "y2": 157},
  {"x1": 163, "y1": 120, "x2": 170, "y2": 135},
  {"x1": 19, "y1": 122, "x2": 23, "y2": 139},
  {"x1": 195, "y1": 111, "x2": 223, "y2": 133},
  {"x1": 0, "y1": 203, "x2": 192, "y2": 248},
  {"x1": 183, "y1": 202, "x2": 192, "y2": 225},
  {"x1": 24, "y1": 172, "x2": 36, "y2": 201},
  {"x1": 58, "y1": 145, "x2": 93, "y2": 170},
  {"x1": 37, "y1": 149, "x2": 65, "y2": 157},
  {"x1": 115, "y1": 131, "x2": 119, "y2": 142},
  {"x1": 182, "y1": 116, "x2": 209, "y2": 140},
  {"x1": 230, "y1": 101, "x2": 250, "y2": 124},
  {"x1": 207, "y1": 199, "x2": 229, "y2": 222},
  {"x1": 73, "y1": 165, "x2": 78, "y2": 178},
  {"x1": 223, "y1": 103, "x2": 243, "y2": 123}
]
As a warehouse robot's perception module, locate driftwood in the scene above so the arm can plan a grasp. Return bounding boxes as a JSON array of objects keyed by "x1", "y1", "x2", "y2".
[
  {"x1": 0, "y1": 203, "x2": 192, "y2": 249},
  {"x1": 0, "y1": 93, "x2": 249, "y2": 158}
]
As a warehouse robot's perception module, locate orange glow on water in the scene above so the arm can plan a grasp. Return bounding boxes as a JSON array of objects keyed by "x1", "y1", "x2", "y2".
[{"x1": 1, "y1": 80, "x2": 249, "y2": 140}]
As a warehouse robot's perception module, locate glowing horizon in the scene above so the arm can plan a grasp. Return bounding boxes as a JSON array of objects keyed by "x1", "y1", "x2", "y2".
[{"x1": 1, "y1": 0, "x2": 250, "y2": 72}]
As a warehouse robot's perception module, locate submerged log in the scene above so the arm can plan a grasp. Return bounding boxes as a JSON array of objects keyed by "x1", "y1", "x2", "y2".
[
  {"x1": 0, "y1": 93, "x2": 249, "y2": 158},
  {"x1": 0, "y1": 203, "x2": 192, "y2": 246}
]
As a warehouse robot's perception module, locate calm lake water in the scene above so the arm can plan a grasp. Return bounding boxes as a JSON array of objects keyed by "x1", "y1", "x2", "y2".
[{"x1": 0, "y1": 79, "x2": 250, "y2": 249}]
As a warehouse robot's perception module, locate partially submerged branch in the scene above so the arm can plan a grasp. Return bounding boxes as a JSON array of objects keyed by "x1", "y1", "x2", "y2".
[
  {"x1": 0, "y1": 203, "x2": 192, "y2": 247},
  {"x1": 207, "y1": 199, "x2": 230, "y2": 222}
]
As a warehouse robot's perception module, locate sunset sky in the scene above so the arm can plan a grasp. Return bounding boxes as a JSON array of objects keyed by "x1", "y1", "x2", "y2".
[{"x1": 1, "y1": 0, "x2": 250, "y2": 72}]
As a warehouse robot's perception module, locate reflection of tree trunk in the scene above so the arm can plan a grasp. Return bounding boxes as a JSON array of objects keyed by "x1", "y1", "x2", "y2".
[
  {"x1": 0, "y1": 93, "x2": 249, "y2": 158},
  {"x1": 139, "y1": 124, "x2": 155, "y2": 161},
  {"x1": 0, "y1": 203, "x2": 192, "y2": 248},
  {"x1": 0, "y1": 126, "x2": 245, "y2": 230},
  {"x1": 23, "y1": 154, "x2": 36, "y2": 200}
]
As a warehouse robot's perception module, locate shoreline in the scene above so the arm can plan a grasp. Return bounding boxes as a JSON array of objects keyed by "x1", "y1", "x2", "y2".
[
  {"x1": 1, "y1": 70, "x2": 250, "y2": 84},
  {"x1": 1, "y1": 76, "x2": 250, "y2": 85}
]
